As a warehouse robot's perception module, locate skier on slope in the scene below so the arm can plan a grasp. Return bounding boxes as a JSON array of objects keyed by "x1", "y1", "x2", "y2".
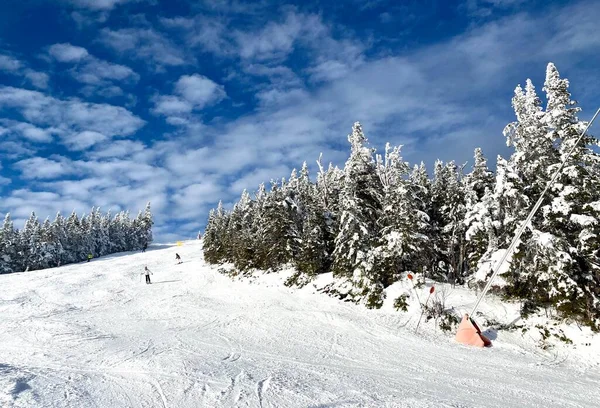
[
  {"x1": 142, "y1": 243, "x2": 148, "y2": 253},
  {"x1": 142, "y1": 266, "x2": 153, "y2": 284},
  {"x1": 175, "y1": 253, "x2": 182, "y2": 264}
]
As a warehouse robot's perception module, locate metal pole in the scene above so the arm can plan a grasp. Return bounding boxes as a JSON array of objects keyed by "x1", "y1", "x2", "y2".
[{"x1": 470, "y1": 107, "x2": 600, "y2": 317}]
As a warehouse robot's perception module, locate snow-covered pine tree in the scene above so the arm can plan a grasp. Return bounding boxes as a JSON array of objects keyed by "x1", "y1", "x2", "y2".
[
  {"x1": 255, "y1": 177, "x2": 301, "y2": 271},
  {"x1": 101, "y1": 211, "x2": 112, "y2": 255},
  {"x1": 408, "y1": 162, "x2": 431, "y2": 216},
  {"x1": 0, "y1": 213, "x2": 18, "y2": 273},
  {"x1": 499, "y1": 67, "x2": 580, "y2": 320},
  {"x1": 537, "y1": 63, "x2": 600, "y2": 326},
  {"x1": 294, "y1": 162, "x2": 330, "y2": 280},
  {"x1": 140, "y1": 202, "x2": 153, "y2": 249},
  {"x1": 203, "y1": 208, "x2": 219, "y2": 263},
  {"x1": 430, "y1": 160, "x2": 466, "y2": 282},
  {"x1": 463, "y1": 148, "x2": 496, "y2": 273},
  {"x1": 79, "y1": 214, "x2": 94, "y2": 260},
  {"x1": 52, "y1": 212, "x2": 68, "y2": 265},
  {"x1": 64, "y1": 211, "x2": 81, "y2": 263},
  {"x1": 332, "y1": 122, "x2": 383, "y2": 303},
  {"x1": 315, "y1": 156, "x2": 343, "y2": 271},
  {"x1": 203, "y1": 201, "x2": 229, "y2": 264},
  {"x1": 20, "y1": 212, "x2": 42, "y2": 271},
  {"x1": 110, "y1": 211, "x2": 127, "y2": 253},
  {"x1": 372, "y1": 143, "x2": 430, "y2": 299},
  {"x1": 226, "y1": 190, "x2": 255, "y2": 270}
]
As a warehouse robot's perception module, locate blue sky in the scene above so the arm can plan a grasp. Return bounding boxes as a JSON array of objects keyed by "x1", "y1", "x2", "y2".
[{"x1": 0, "y1": 0, "x2": 598, "y2": 242}]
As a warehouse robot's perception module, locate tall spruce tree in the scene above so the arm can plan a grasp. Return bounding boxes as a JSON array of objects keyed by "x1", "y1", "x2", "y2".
[
  {"x1": 332, "y1": 122, "x2": 383, "y2": 302},
  {"x1": 463, "y1": 148, "x2": 496, "y2": 272},
  {"x1": 0, "y1": 214, "x2": 17, "y2": 273},
  {"x1": 373, "y1": 143, "x2": 430, "y2": 295}
]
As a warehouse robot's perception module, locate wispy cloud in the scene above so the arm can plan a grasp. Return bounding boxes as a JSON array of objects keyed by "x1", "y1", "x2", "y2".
[
  {"x1": 98, "y1": 27, "x2": 187, "y2": 69},
  {"x1": 68, "y1": 0, "x2": 139, "y2": 11},
  {"x1": 48, "y1": 43, "x2": 139, "y2": 98},
  {"x1": 0, "y1": 120, "x2": 56, "y2": 143},
  {"x1": 0, "y1": 86, "x2": 145, "y2": 151},
  {"x1": 0, "y1": 54, "x2": 22, "y2": 72},
  {"x1": 14, "y1": 157, "x2": 78, "y2": 179},
  {"x1": 463, "y1": 0, "x2": 528, "y2": 17},
  {"x1": 0, "y1": 52, "x2": 49, "y2": 89}
]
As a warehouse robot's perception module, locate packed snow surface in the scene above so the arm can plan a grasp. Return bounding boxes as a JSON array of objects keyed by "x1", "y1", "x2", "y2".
[{"x1": 1, "y1": 240, "x2": 599, "y2": 407}]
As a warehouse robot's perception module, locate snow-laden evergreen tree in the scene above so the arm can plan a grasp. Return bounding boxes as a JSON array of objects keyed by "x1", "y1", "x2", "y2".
[
  {"x1": 332, "y1": 122, "x2": 383, "y2": 303},
  {"x1": 0, "y1": 205, "x2": 153, "y2": 274},
  {"x1": 408, "y1": 162, "x2": 431, "y2": 216},
  {"x1": 372, "y1": 143, "x2": 430, "y2": 300},
  {"x1": 294, "y1": 162, "x2": 330, "y2": 279},
  {"x1": 79, "y1": 214, "x2": 94, "y2": 260},
  {"x1": 430, "y1": 160, "x2": 467, "y2": 282},
  {"x1": 37, "y1": 217, "x2": 59, "y2": 269},
  {"x1": 463, "y1": 148, "x2": 496, "y2": 272},
  {"x1": 101, "y1": 211, "x2": 112, "y2": 254},
  {"x1": 0, "y1": 213, "x2": 17, "y2": 273},
  {"x1": 52, "y1": 212, "x2": 68, "y2": 265},
  {"x1": 255, "y1": 178, "x2": 301, "y2": 270},
  {"x1": 110, "y1": 211, "x2": 128, "y2": 253},
  {"x1": 203, "y1": 201, "x2": 229, "y2": 264},
  {"x1": 315, "y1": 156, "x2": 343, "y2": 270},
  {"x1": 63, "y1": 211, "x2": 81, "y2": 263},
  {"x1": 225, "y1": 190, "x2": 255, "y2": 270},
  {"x1": 140, "y1": 202, "x2": 154, "y2": 249},
  {"x1": 536, "y1": 63, "x2": 600, "y2": 326},
  {"x1": 20, "y1": 212, "x2": 43, "y2": 271}
]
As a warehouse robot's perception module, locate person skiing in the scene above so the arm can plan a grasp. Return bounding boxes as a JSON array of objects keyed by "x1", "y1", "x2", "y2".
[
  {"x1": 142, "y1": 243, "x2": 148, "y2": 253},
  {"x1": 175, "y1": 253, "x2": 182, "y2": 264},
  {"x1": 142, "y1": 266, "x2": 153, "y2": 284},
  {"x1": 87, "y1": 254, "x2": 93, "y2": 262}
]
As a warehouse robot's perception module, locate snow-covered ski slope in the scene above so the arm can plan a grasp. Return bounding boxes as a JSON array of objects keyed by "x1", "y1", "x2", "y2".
[{"x1": 1, "y1": 240, "x2": 599, "y2": 408}]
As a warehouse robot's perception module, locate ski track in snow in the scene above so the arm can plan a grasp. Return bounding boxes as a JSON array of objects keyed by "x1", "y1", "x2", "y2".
[{"x1": 1, "y1": 240, "x2": 599, "y2": 407}]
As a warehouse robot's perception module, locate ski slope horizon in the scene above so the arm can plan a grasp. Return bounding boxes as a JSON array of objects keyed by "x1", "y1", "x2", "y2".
[{"x1": 1, "y1": 240, "x2": 599, "y2": 407}]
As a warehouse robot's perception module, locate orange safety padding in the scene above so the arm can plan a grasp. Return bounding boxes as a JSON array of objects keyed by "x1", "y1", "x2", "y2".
[{"x1": 455, "y1": 314, "x2": 492, "y2": 347}]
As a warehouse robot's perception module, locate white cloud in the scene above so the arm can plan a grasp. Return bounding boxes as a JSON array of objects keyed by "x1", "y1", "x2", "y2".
[
  {"x1": 152, "y1": 74, "x2": 226, "y2": 123},
  {"x1": 0, "y1": 54, "x2": 22, "y2": 72},
  {"x1": 14, "y1": 157, "x2": 77, "y2": 179},
  {"x1": 67, "y1": 0, "x2": 150, "y2": 11},
  {"x1": 24, "y1": 71, "x2": 50, "y2": 89},
  {"x1": 0, "y1": 189, "x2": 89, "y2": 222},
  {"x1": 152, "y1": 95, "x2": 192, "y2": 116},
  {"x1": 49, "y1": 43, "x2": 89, "y2": 62},
  {"x1": 0, "y1": 120, "x2": 55, "y2": 143},
  {"x1": 464, "y1": 0, "x2": 527, "y2": 16},
  {"x1": 87, "y1": 139, "x2": 147, "y2": 159},
  {"x1": 73, "y1": 59, "x2": 139, "y2": 85},
  {"x1": 234, "y1": 13, "x2": 307, "y2": 61},
  {"x1": 171, "y1": 180, "x2": 225, "y2": 220},
  {"x1": 175, "y1": 74, "x2": 226, "y2": 108},
  {"x1": 0, "y1": 86, "x2": 145, "y2": 151},
  {"x1": 99, "y1": 27, "x2": 186, "y2": 68},
  {"x1": 0, "y1": 54, "x2": 49, "y2": 89},
  {"x1": 47, "y1": 43, "x2": 139, "y2": 95},
  {"x1": 0, "y1": 141, "x2": 36, "y2": 159},
  {"x1": 65, "y1": 130, "x2": 108, "y2": 151},
  {"x1": 161, "y1": 16, "x2": 233, "y2": 56}
]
